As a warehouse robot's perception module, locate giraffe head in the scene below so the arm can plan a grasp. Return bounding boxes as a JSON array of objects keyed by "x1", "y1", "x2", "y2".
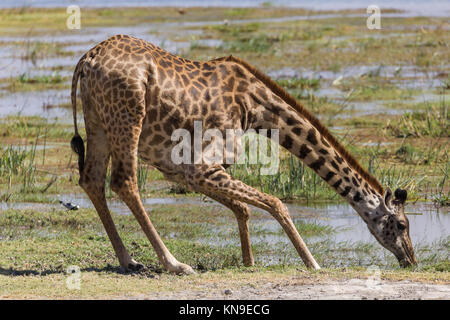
[{"x1": 365, "y1": 187, "x2": 417, "y2": 267}]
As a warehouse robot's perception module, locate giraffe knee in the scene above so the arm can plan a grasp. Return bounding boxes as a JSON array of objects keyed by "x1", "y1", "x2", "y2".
[
  {"x1": 232, "y1": 201, "x2": 251, "y2": 220},
  {"x1": 269, "y1": 197, "x2": 290, "y2": 221},
  {"x1": 110, "y1": 159, "x2": 137, "y2": 193},
  {"x1": 110, "y1": 173, "x2": 125, "y2": 194},
  {"x1": 110, "y1": 172, "x2": 136, "y2": 195},
  {"x1": 79, "y1": 168, "x2": 91, "y2": 190},
  {"x1": 79, "y1": 175, "x2": 105, "y2": 197}
]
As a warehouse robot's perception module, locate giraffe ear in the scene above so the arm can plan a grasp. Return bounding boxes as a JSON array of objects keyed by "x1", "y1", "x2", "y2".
[
  {"x1": 383, "y1": 187, "x2": 393, "y2": 208},
  {"x1": 394, "y1": 188, "x2": 407, "y2": 204}
]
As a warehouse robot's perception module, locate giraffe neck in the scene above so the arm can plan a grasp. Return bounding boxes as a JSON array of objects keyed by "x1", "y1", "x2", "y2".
[{"x1": 248, "y1": 93, "x2": 381, "y2": 220}]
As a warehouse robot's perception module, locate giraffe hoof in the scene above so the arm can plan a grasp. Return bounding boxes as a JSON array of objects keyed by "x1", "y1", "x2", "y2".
[
  {"x1": 128, "y1": 262, "x2": 145, "y2": 271},
  {"x1": 243, "y1": 260, "x2": 255, "y2": 267},
  {"x1": 121, "y1": 259, "x2": 145, "y2": 272},
  {"x1": 173, "y1": 263, "x2": 196, "y2": 275}
]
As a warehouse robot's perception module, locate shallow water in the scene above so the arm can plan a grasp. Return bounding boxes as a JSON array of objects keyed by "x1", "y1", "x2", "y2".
[
  {"x1": 341, "y1": 92, "x2": 447, "y2": 119},
  {"x1": 3, "y1": 0, "x2": 450, "y2": 17},
  {"x1": 0, "y1": 23, "x2": 225, "y2": 122},
  {"x1": 3, "y1": 143, "x2": 59, "y2": 151},
  {"x1": 288, "y1": 202, "x2": 449, "y2": 245},
  {"x1": 2, "y1": 191, "x2": 447, "y2": 267},
  {"x1": 0, "y1": 45, "x2": 74, "y2": 78},
  {"x1": 0, "y1": 89, "x2": 71, "y2": 120},
  {"x1": 3, "y1": 194, "x2": 448, "y2": 247},
  {"x1": 268, "y1": 63, "x2": 447, "y2": 120},
  {"x1": 0, "y1": 10, "x2": 446, "y2": 122},
  {"x1": 269, "y1": 65, "x2": 448, "y2": 86},
  {"x1": 1, "y1": 62, "x2": 441, "y2": 121}
]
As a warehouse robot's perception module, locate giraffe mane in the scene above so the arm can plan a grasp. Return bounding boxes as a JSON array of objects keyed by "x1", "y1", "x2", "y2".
[{"x1": 214, "y1": 55, "x2": 384, "y2": 195}]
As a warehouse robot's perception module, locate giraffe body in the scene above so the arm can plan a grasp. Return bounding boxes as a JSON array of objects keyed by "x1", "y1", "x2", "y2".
[{"x1": 71, "y1": 35, "x2": 416, "y2": 273}]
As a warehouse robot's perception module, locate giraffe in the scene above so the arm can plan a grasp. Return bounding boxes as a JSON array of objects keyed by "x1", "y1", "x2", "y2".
[{"x1": 70, "y1": 35, "x2": 416, "y2": 274}]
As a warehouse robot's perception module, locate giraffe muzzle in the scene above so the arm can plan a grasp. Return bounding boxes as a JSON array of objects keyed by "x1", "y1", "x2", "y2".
[{"x1": 398, "y1": 241, "x2": 417, "y2": 267}]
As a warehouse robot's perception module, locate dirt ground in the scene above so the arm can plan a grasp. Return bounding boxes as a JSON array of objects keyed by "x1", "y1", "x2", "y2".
[
  {"x1": 1, "y1": 269, "x2": 449, "y2": 299},
  {"x1": 125, "y1": 279, "x2": 450, "y2": 300}
]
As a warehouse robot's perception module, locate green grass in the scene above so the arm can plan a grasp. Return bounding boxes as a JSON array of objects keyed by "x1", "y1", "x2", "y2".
[
  {"x1": 18, "y1": 41, "x2": 73, "y2": 60},
  {"x1": 0, "y1": 206, "x2": 447, "y2": 277},
  {"x1": 386, "y1": 102, "x2": 449, "y2": 138},
  {"x1": 220, "y1": 34, "x2": 275, "y2": 53},
  {"x1": 338, "y1": 115, "x2": 386, "y2": 128},
  {"x1": 0, "y1": 6, "x2": 329, "y2": 36},
  {"x1": 229, "y1": 153, "x2": 337, "y2": 201},
  {"x1": 276, "y1": 77, "x2": 321, "y2": 91},
  {"x1": 0, "y1": 143, "x2": 37, "y2": 196},
  {"x1": 210, "y1": 22, "x2": 261, "y2": 36},
  {"x1": 336, "y1": 77, "x2": 419, "y2": 102},
  {"x1": 394, "y1": 142, "x2": 448, "y2": 165},
  {"x1": 17, "y1": 73, "x2": 64, "y2": 85},
  {"x1": 0, "y1": 207, "x2": 242, "y2": 272},
  {"x1": 422, "y1": 261, "x2": 450, "y2": 272},
  {"x1": 431, "y1": 162, "x2": 449, "y2": 206},
  {"x1": 0, "y1": 116, "x2": 74, "y2": 140},
  {"x1": 292, "y1": 220, "x2": 335, "y2": 237},
  {"x1": 4, "y1": 192, "x2": 55, "y2": 204},
  {"x1": 1, "y1": 73, "x2": 69, "y2": 92},
  {"x1": 227, "y1": 137, "x2": 444, "y2": 202},
  {"x1": 224, "y1": 8, "x2": 255, "y2": 18}
]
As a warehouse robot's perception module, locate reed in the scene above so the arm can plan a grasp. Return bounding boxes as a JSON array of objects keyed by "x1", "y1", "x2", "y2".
[
  {"x1": 0, "y1": 142, "x2": 37, "y2": 193},
  {"x1": 386, "y1": 99, "x2": 448, "y2": 138}
]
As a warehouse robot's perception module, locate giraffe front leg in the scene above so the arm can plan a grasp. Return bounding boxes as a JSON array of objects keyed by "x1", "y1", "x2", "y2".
[
  {"x1": 111, "y1": 177, "x2": 195, "y2": 274},
  {"x1": 82, "y1": 183, "x2": 144, "y2": 272},
  {"x1": 79, "y1": 116, "x2": 144, "y2": 272},
  {"x1": 185, "y1": 164, "x2": 320, "y2": 270},
  {"x1": 110, "y1": 154, "x2": 195, "y2": 275},
  {"x1": 203, "y1": 192, "x2": 254, "y2": 267},
  {"x1": 84, "y1": 184, "x2": 144, "y2": 272}
]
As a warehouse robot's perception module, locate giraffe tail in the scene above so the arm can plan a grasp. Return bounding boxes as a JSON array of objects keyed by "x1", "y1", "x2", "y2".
[{"x1": 70, "y1": 54, "x2": 86, "y2": 174}]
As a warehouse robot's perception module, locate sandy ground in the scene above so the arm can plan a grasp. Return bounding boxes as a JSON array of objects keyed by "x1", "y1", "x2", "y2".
[{"x1": 124, "y1": 279, "x2": 450, "y2": 300}]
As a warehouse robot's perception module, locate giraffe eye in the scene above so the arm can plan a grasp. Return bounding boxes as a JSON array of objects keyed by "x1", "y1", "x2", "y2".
[{"x1": 397, "y1": 222, "x2": 406, "y2": 231}]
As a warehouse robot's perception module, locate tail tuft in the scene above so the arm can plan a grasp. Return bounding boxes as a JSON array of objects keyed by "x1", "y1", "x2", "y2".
[{"x1": 71, "y1": 134, "x2": 85, "y2": 173}]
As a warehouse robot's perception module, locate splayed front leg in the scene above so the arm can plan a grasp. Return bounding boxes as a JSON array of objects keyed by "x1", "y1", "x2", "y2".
[
  {"x1": 203, "y1": 192, "x2": 254, "y2": 267},
  {"x1": 79, "y1": 110, "x2": 145, "y2": 273},
  {"x1": 111, "y1": 163, "x2": 196, "y2": 275},
  {"x1": 184, "y1": 164, "x2": 320, "y2": 270},
  {"x1": 108, "y1": 123, "x2": 195, "y2": 275}
]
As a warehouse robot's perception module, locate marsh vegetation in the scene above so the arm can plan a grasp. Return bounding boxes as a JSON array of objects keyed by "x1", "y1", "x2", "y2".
[{"x1": 0, "y1": 5, "x2": 448, "y2": 298}]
